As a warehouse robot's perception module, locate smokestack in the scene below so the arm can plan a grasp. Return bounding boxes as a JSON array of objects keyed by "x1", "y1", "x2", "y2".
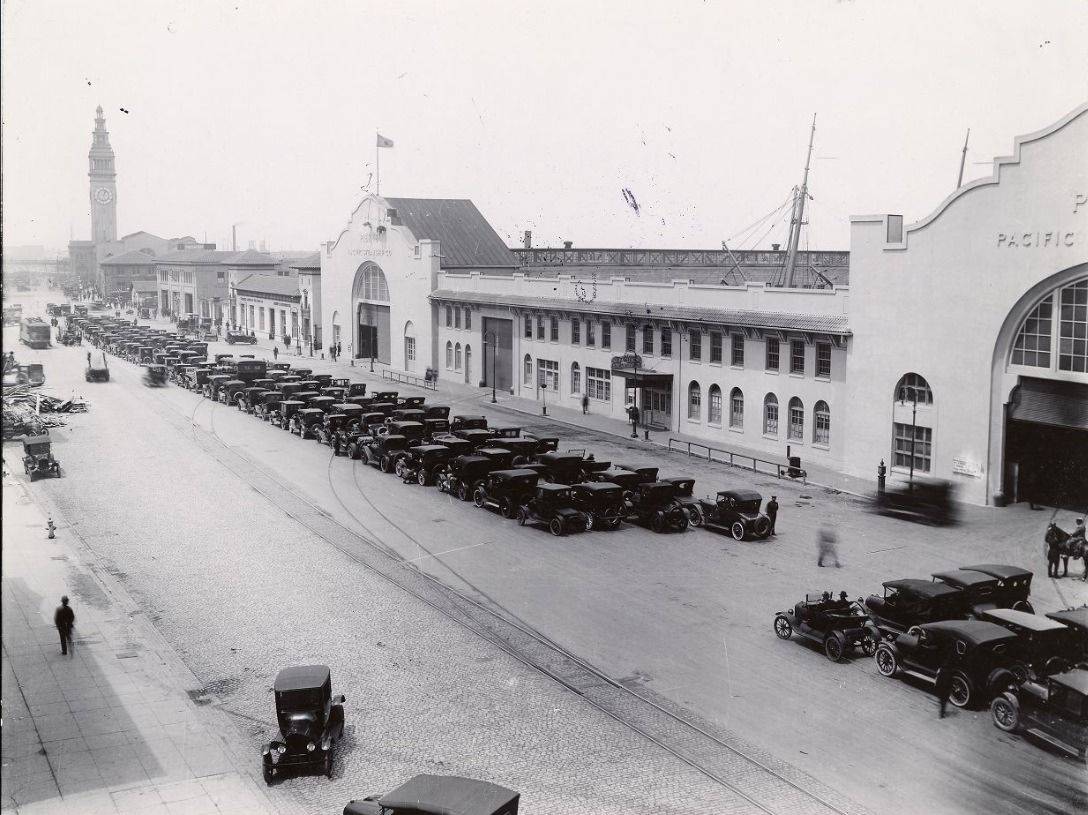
[
  {"x1": 563, "y1": 241, "x2": 573, "y2": 250},
  {"x1": 523, "y1": 230, "x2": 532, "y2": 249},
  {"x1": 772, "y1": 243, "x2": 781, "y2": 251}
]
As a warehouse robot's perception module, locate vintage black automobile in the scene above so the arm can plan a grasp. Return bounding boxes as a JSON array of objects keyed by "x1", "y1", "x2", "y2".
[
  {"x1": 661, "y1": 477, "x2": 704, "y2": 527},
  {"x1": 474, "y1": 469, "x2": 541, "y2": 518},
  {"x1": 238, "y1": 387, "x2": 270, "y2": 412},
  {"x1": 321, "y1": 387, "x2": 347, "y2": 403},
  {"x1": 517, "y1": 483, "x2": 591, "y2": 536},
  {"x1": 225, "y1": 330, "x2": 258, "y2": 344},
  {"x1": 261, "y1": 665, "x2": 344, "y2": 783},
  {"x1": 874, "y1": 620, "x2": 1020, "y2": 708},
  {"x1": 422, "y1": 418, "x2": 451, "y2": 442},
  {"x1": 424, "y1": 404, "x2": 451, "y2": 420},
  {"x1": 979, "y1": 608, "x2": 1077, "y2": 681},
  {"x1": 586, "y1": 468, "x2": 645, "y2": 498},
  {"x1": 1046, "y1": 607, "x2": 1088, "y2": 663},
  {"x1": 932, "y1": 568, "x2": 1036, "y2": 616},
  {"x1": 451, "y1": 414, "x2": 488, "y2": 433},
  {"x1": 217, "y1": 379, "x2": 247, "y2": 405},
  {"x1": 291, "y1": 408, "x2": 327, "y2": 439},
  {"x1": 395, "y1": 444, "x2": 455, "y2": 486},
  {"x1": 959, "y1": 564, "x2": 1034, "y2": 613},
  {"x1": 696, "y1": 490, "x2": 771, "y2": 540},
  {"x1": 864, "y1": 579, "x2": 967, "y2": 635},
  {"x1": 389, "y1": 407, "x2": 426, "y2": 426},
  {"x1": 397, "y1": 395, "x2": 426, "y2": 409},
  {"x1": 344, "y1": 774, "x2": 520, "y2": 815},
  {"x1": 22, "y1": 435, "x2": 61, "y2": 480},
  {"x1": 570, "y1": 482, "x2": 627, "y2": 530},
  {"x1": 362, "y1": 434, "x2": 411, "y2": 473},
  {"x1": 774, "y1": 591, "x2": 881, "y2": 661},
  {"x1": 990, "y1": 667, "x2": 1088, "y2": 759},
  {"x1": 258, "y1": 395, "x2": 285, "y2": 422},
  {"x1": 144, "y1": 363, "x2": 168, "y2": 387},
  {"x1": 435, "y1": 436, "x2": 473, "y2": 459},
  {"x1": 454, "y1": 428, "x2": 495, "y2": 450},
  {"x1": 490, "y1": 437, "x2": 539, "y2": 464},
  {"x1": 627, "y1": 481, "x2": 689, "y2": 533},
  {"x1": 307, "y1": 395, "x2": 338, "y2": 415},
  {"x1": 475, "y1": 447, "x2": 516, "y2": 470},
  {"x1": 874, "y1": 478, "x2": 958, "y2": 526},
  {"x1": 346, "y1": 382, "x2": 368, "y2": 398},
  {"x1": 314, "y1": 413, "x2": 352, "y2": 448},
  {"x1": 537, "y1": 451, "x2": 592, "y2": 485},
  {"x1": 272, "y1": 400, "x2": 305, "y2": 430},
  {"x1": 438, "y1": 455, "x2": 502, "y2": 501},
  {"x1": 385, "y1": 420, "x2": 425, "y2": 444}
]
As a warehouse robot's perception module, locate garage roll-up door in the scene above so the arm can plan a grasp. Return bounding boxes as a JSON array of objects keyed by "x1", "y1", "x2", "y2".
[{"x1": 1008, "y1": 377, "x2": 1088, "y2": 430}]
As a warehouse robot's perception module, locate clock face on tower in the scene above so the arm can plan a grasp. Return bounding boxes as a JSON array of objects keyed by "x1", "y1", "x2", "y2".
[{"x1": 94, "y1": 187, "x2": 114, "y2": 204}]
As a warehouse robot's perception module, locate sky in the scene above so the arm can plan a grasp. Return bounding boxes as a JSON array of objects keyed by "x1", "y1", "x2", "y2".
[{"x1": 3, "y1": 0, "x2": 1087, "y2": 257}]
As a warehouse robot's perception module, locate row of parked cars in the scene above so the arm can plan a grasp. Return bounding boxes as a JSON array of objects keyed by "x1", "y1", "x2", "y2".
[{"x1": 774, "y1": 565, "x2": 1087, "y2": 760}]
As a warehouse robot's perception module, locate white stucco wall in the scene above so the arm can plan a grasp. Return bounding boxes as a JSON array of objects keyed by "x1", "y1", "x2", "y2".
[{"x1": 845, "y1": 103, "x2": 1088, "y2": 505}]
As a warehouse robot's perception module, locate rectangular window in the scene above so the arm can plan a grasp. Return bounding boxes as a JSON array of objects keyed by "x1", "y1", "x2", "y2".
[
  {"x1": 454, "y1": 308, "x2": 461, "y2": 329},
  {"x1": 766, "y1": 338, "x2": 780, "y2": 371},
  {"x1": 217, "y1": 271, "x2": 225, "y2": 281},
  {"x1": 464, "y1": 309, "x2": 471, "y2": 330},
  {"x1": 446, "y1": 306, "x2": 452, "y2": 327},
  {"x1": 537, "y1": 316, "x2": 545, "y2": 340},
  {"x1": 708, "y1": 389, "x2": 722, "y2": 424},
  {"x1": 710, "y1": 331, "x2": 722, "y2": 364},
  {"x1": 816, "y1": 343, "x2": 831, "y2": 378},
  {"x1": 571, "y1": 318, "x2": 580, "y2": 345},
  {"x1": 788, "y1": 402, "x2": 804, "y2": 440},
  {"x1": 538, "y1": 358, "x2": 559, "y2": 391},
  {"x1": 689, "y1": 330, "x2": 702, "y2": 361},
  {"x1": 661, "y1": 328, "x2": 672, "y2": 357},
  {"x1": 643, "y1": 325, "x2": 654, "y2": 355},
  {"x1": 550, "y1": 317, "x2": 559, "y2": 342},
  {"x1": 764, "y1": 400, "x2": 779, "y2": 435},
  {"x1": 790, "y1": 340, "x2": 805, "y2": 374},
  {"x1": 602, "y1": 322, "x2": 611, "y2": 350},
  {"x1": 626, "y1": 324, "x2": 637, "y2": 352},
  {"x1": 524, "y1": 315, "x2": 532, "y2": 339},
  {"x1": 258, "y1": 308, "x2": 265, "y2": 331},
  {"x1": 893, "y1": 423, "x2": 932, "y2": 473},
  {"x1": 732, "y1": 334, "x2": 745, "y2": 367},
  {"x1": 587, "y1": 367, "x2": 611, "y2": 401},
  {"x1": 586, "y1": 321, "x2": 596, "y2": 347}
]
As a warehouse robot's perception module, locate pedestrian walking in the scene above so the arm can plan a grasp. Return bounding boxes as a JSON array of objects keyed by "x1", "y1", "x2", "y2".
[
  {"x1": 581, "y1": 393, "x2": 589, "y2": 415},
  {"x1": 54, "y1": 596, "x2": 75, "y2": 655},
  {"x1": 626, "y1": 402, "x2": 640, "y2": 435},
  {"x1": 336, "y1": 342, "x2": 342, "y2": 358},
  {"x1": 273, "y1": 346, "x2": 279, "y2": 361},
  {"x1": 935, "y1": 661, "x2": 953, "y2": 718},
  {"x1": 817, "y1": 526, "x2": 840, "y2": 567},
  {"x1": 766, "y1": 495, "x2": 779, "y2": 536}
]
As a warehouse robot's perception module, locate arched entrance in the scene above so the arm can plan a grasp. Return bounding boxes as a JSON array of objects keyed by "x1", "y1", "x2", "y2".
[
  {"x1": 994, "y1": 268, "x2": 1088, "y2": 508},
  {"x1": 353, "y1": 263, "x2": 390, "y2": 364}
]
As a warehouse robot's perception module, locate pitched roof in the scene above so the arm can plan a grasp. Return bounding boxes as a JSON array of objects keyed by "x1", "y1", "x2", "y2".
[
  {"x1": 385, "y1": 198, "x2": 517, "y2": 270},
  {"x1": 234, "y1": 274, "x2": 301, "y2": 298},
  {"x1": 100, "y1": 249, "x2": 158, "y2": 266},
  {"x1": 429, "y1": 290, "x2": 851, "y2": 335},
  {"x1": 154, "y1": 249, "x2": 277, "y2": 266},
  {"x1": 228, "y1": 249, "x2": 279, "y2": 266},
  {"x1": 288, "y1": 252, "x2": 322, "y2": 271}
]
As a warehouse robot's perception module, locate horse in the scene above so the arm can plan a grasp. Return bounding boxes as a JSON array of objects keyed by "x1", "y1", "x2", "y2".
[{"x1": 1046, "y1": 522, "x2": 1087, "y2": 580}]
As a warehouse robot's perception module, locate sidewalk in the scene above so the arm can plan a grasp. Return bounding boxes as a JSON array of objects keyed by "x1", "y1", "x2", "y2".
[{"x1": 0, "y1": 459, "x2": 290, "y2": 815}]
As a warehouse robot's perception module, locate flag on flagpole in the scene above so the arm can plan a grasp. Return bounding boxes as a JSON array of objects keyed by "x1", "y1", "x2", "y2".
[{"x1": 376, "y1": 133, "x2": 394, "y2": 149}]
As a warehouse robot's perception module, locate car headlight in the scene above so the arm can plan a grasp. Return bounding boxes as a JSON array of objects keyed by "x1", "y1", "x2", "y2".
[
  {"x1": 306, "y1": 742, "x2": 316, "y2": 752},
  {"x1": 277, "y1": 745, "x2": 287, "y2": 754}
]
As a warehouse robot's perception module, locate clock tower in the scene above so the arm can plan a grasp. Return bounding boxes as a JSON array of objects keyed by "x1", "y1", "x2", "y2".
[{"x1": 88, "y1": 105, "x2": 117, "y2": 245}]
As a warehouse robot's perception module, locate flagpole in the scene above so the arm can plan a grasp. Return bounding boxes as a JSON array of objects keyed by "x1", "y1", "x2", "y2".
[{"x1": 376, "y1": 132, "x2": 381, "y2": 196}]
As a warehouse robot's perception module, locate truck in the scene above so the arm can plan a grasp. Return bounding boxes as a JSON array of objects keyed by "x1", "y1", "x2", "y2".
[
  {"x1": 19, "y1": 317, "x2": 52, "y2": 349},
  {"x1": 2, "y1": 304, "x2": 23, "y2": 325}
]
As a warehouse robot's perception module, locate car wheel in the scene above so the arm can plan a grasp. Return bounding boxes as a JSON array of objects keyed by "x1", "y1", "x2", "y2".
[
  {"x1": 263, "y1": 765, "x2": 274, "y2": 785},
  {"x1": 774, "y1": 615, "x2": 793, "y2": 640},
  {"x1": 437, "y1": 475, "x2": 448, "y2": 493},
  {"x1": 380, "y1": 456, "x2": 393, "y2": 473},
  {"x1": 517, "y1": 508, "x2": 528, "y2": 526},
  {"x1": 473, "y1": 488, "x2": 487, "y2": 508},
  {"x1": 755, "y1": 517, "x2": 772, "y2": 539},
  {"x1": 323, "y1": 749, "x2": 334, "y2": 779},
  {"x1": 395, "y1": 458, "x2": 408, "y2": 478},
  {"x1": 991, "y1": 693, "x2": 1020, "y2": 733},
  {"x1": 686, "y1": 507, "x2": 703, "y2": 528},
  {"x1": 417, "y1": 469, "x2": 429, "y2": 487},
  {"x1": 650, "y1": 513, "x2": 665, "y2": 533},
  {"x1": 875, "y1": 645, "x2": 899, "y2": 677},
  {"x1": 949, "y1": 673, "x2": 973, "y2": 708},
  {"x1": 608, "y1": 517, "x2": 623, "y2": 530},
  {"x1": 824, "y1": 633, "x2": 845, "y2": 662},
  {"x1": 583, "y1": 513, "x2": 594, "y2": 531},
  {"x1": 549, "y1": 517, "x2": 565, "y2": 537},
  {"x1": 347, "y1": 443, "x2": 358, "y2": 460},
  {"x1": 730, "y1": 521, "x2": 746, "y2": 541},
  {"x1": 675, "y1": 514, "x2": 689, "y2": 532},
  {"x1": 1012, "y1": 600, "x2": 1034, "y2": 614},
  {"x1": 500, "y1": 498, "x2": 515, "y2": 519},
  {"x1": 861, "y1": 632, "x2": 879, "y2": 657}
]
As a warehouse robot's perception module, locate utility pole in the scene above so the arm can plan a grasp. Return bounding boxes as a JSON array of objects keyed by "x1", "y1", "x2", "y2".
[
  {"x1": 957, "y1": 128, "x2": 970, "y2": 188},
  {"x1": 783, "y1": 114, "x2": 816, "y2": 289}
]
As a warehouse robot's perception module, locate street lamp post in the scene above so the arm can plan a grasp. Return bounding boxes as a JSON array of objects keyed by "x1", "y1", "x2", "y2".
[{"x1": 899, "y1": 386, "x2": 919, "y2": 492}]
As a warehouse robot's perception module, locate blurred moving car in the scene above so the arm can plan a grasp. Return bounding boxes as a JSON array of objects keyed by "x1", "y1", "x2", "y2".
[{"x1": 344, "y1": 774, "x2": 519, "y2": 815}]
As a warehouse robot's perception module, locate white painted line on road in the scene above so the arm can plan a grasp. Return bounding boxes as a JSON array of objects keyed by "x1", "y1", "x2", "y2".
[{"x1": 410, "y1": 540, "x2": 495, "y2": 562}]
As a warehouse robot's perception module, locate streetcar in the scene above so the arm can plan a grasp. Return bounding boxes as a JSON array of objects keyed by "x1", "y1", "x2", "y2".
[{"x1": 19, "y1": 317, "x2": 52, "y2": 349}]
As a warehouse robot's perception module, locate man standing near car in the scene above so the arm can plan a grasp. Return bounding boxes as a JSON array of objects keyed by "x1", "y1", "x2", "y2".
[
  {"x1": 766, "y1": 495, "x2": 779, "y2": 536},
  {"x1": 934, "y1": 655, "x2": 958, "y2": 718}
]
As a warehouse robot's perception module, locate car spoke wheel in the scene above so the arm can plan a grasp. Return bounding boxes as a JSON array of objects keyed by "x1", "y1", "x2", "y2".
[
  {"x1": 824, "y1": 633, "x2": 845, "y2": 662},
  {"x1": 675, "y1": 514, "x2": 689, "y2": 532},
  {"x1": 774, "y1": 616, "x2": 793, "y2": 640},
  {"x1": 323, "y1": 750, "x2": 334, "y2": 779},
  {"x1": 500, "y1": 498, "x2": 515, "y2": 519},
  {"x1": 650, "y1": 513, "x2": 665, "y2": 534},
  {"x1": 347, "y1": 444, "x2": 358, "y2": 460},
  {"x1": 875, "y1": 645, "x2": 899, "y2": 676},
  {"x1": 862, "y1": 632, "x2": 879, "y2": 657},
  {"x1": 395, "y1": 459, "x2": 408, "y2": 478},
  {"x1": 549, "y1": 518, "x2": 565, "y2": 537},
  {"x1": 473, "y1": 489, "x2": 487, "y2": 508},
  {"x1": 730, "y1": 522, "x2": 746, "y2": 541},
  {"x1": 687, "y1": 507, "x2": 703, "y2": 528},
  {"x1": 584, "y1": 513, "x2": 594, "y2": 531},
  {"x1": 417, "y1": 470, "x2": 429, "y2": 487},
  {"x1": 1012, "y1": 600, "x2": 1034, "y2": 614},
  {"x1": 517, "y1": 508, "x2": 528, "y2": 526},
  {"x1": 380, "y1": 456, "x2": 393, "y2": 473},
  {"x1": 990, "y1": 694, "x2": 1020, "y2": 733},
  {"x1": 949, "y1": 673, "x2": 972, "y2": 708}
]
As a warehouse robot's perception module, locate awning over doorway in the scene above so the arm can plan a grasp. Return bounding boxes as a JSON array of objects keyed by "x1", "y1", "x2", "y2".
[
  {"x1": 609, "y1": 352, "x2": 673, "y2": 386},
  {"x1": 1008, "y1": 378, "x2": 1088, "y2": 430}
]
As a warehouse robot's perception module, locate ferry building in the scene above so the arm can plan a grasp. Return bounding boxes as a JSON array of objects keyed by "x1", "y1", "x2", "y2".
[{"x1": 320, "y1": 103, "x2": 1087, "y2": 507}]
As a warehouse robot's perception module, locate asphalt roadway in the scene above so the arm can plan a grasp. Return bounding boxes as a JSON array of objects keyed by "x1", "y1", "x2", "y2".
[{"x1": 3, "y1": 296, "x2": 1086, "y2": 815}]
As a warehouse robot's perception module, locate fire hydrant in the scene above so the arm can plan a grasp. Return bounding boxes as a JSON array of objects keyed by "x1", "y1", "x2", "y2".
[
  {"x1": 877, "y1": 459, "x2": 887, "y2": 495},
  {"x1": 47, "y1": 518, "x2": 56, "y2": 539}
]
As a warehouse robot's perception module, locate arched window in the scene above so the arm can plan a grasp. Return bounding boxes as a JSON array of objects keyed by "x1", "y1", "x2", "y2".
[
  {"x1": 445, "y1": 341, "x2": 453, "y2": 369},
  {"x1": 730, "y1": 388, "x2": 744, "y2": 429},
  {"x1": 524, "y1": 354, "x2": 533, "y2": 384},
  {"x1": 764, "y1": 394, "x2": 779, "y2": 435},
  {"x1": 455, "y1": 343, "x2": 462, "y2": 370},
  {"x1": 788, "y1": 397, "x2": 804, "y2": 440},
  {"x1": 814, "y1": 400, "x2": 830, "y2": 445},
  {"x1": 708, "y1": 385, "x2": 722, "y2": 424},
  {"x1": 464, "y1": 346, "x2": 472, "y2": 381},
  {"x1": 571, "y1": 362, "x2": 581, "y2": 394},
  {"x1": 688, "y1": 381, "x2": 702, "y2": 420},
  {"x1": 353, "y1": 264, "x2": 390, "y2": 301},
  {"x1": 893, "y1": 373, "x2": 934, "y2": 473},
  {"x1": 1010, "y1": 279, "x2": 1088, "y2": 372},
  {"x1": 894, "y1": 372, "x2": 933, "y2": 405}
]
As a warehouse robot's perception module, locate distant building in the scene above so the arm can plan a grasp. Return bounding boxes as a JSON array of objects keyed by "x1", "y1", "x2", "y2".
[
  {"x1": 233, "y1": 272, "x2": 302, "y2": 342},
  {"x1": 291, "y1": 253, "x2": 323, "y2": 351},
  {"x1": 156, "y1": 248, "x2": 277, "y2": 322}
]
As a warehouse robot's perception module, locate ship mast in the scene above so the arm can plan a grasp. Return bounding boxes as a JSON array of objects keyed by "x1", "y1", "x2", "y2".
[{"x1": 783, "y1": 114, "x2": 816, "y2": 288}]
